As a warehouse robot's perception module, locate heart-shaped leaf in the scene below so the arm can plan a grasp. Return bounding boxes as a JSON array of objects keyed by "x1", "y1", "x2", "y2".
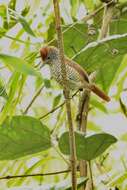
[
  {"x1": 59, "y1": 132, "x2": 117, "y2": 161},
  {"x1": 0, "y1": 116, "x2": 51, "y2": 160}
]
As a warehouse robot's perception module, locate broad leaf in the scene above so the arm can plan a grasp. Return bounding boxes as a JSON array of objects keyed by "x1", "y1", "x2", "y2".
[
  {"x1": 48, "y1": 22, "x2": 127, "y2": 91},
  {"x1": 0, "y1": 116, "x2": 51, "y2": 160},
  {"x1": 59, "y1": 132, "x2": 117, "y2": 161},
  {"x1": 63, "y1": 23, "x2": 98, "y2": 58},
  {"x1": 48, "y1": 23, "x2": 98, "y2": 56},
  {"x1": 0, "y1": 54, "x2": 39, "y2": 76},
  {"x1": 73, "y1": 34, "x2": 127, "y2": 91},
  {"x1": 110, "y1": 6, "x2": 127, "y2": 35}
]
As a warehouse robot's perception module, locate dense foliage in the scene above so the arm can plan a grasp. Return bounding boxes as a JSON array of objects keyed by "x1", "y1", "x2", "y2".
[{"x1": 0, "y1": 0, "x2": 127, "y2": 189}]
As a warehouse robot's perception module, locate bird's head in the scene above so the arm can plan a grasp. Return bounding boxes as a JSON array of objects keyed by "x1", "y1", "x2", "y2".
[{"x1": 40, "y1": 46, "x2": 59, "y2": 65}]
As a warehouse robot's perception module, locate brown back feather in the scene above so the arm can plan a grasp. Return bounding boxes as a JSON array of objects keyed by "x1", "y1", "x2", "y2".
[{"x1": 65, "y1": 58, "x2": 89, "y2": 83}]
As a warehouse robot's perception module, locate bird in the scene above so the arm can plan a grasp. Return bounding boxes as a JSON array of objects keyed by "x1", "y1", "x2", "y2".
[{"x1": 40, "y1": 46, "x2": 110, "y2": 102}]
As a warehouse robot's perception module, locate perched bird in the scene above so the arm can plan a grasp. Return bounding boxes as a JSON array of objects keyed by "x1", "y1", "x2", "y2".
[{"x1": 40, "y1": 46, "x2": 110, "y2": 102}]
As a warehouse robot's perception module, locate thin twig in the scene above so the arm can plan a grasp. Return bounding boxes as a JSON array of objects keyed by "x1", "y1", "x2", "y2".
[
  {"x1": 76, "y1": 72, "x2": 96, "y2": 190},
  {"x1": 88, "y1": 161, "x2": 94, "y2": 190},
  {"x1": 0, "y1": 170, "x2": 71, "y2": 180},
  {"x1": 82, "y1": 0, "x2": 114, "y2": 22},
  {"x1": 48, "y1": 0, "x2": 114, "y2": 46},
  {"x1": 119, "y1": 97, "x2": 127, "y2": 117},
  {"x1": 38, "y1": 90, "x2": 79, "y2": 120},
  {"x1": 23, "y1": 85, "x2": 44, "y2": 114},
  {"x1": 53, "y1": 1, "x2": 77, "y2": 189},
  {"x1": 77, "y1": 90, "x2": 90, "y2": 190},
  {"x1": 53, "y1": 145, "x2": 70, "y2": 166},
  {"x1": 39, "y1": 101, "x2": 65, "y2": 120},
  {"x1": 99, "y1": 0, "x2": 115, "y2": 39},
  {"x1": 4, "y1": 34, "x2": 36, "y2": 46}
]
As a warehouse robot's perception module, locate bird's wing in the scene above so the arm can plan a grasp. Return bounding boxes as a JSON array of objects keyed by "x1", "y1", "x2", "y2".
[{"x1": 65, "y1": 58, "x2": 89, "y2": 83}]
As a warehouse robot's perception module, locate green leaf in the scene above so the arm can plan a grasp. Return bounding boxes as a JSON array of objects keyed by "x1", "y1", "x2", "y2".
[
  {"x1": 0, "y1": 27, "x2": 6, "y2": 38},
  {"x1": 84, "y1": 0, "x2": 95, "y2": 11},
  {"x1": 0, "y1": 78, "x2": 8, "y2": 99},
  {"x1": 52, "y1": 94, "x2": 62, "y2": 108},
  {"x1": 0, "y1": 115, "x2": 51, "y2": 160},
  {"x1": 51, "y1": 24, "x2": 127, "y2": 92},
  {"x1": 18, "y1": 16, "x2": 36, "y2": 37},
  {"x1": 0, "y1": 72, "x2": 20, "y2": 124},
  {"x1": 44, "y1": 79, "x2": 51, "y2": 88},
  {"x1": 9, "y1": 9, "x2": 36, "y2": 37},
  {"x1": 8, "y1": 0, "x2": 16, "y2": 10},
  {"x1": 90, "y1": 97, "x2": 108, "y2": 113},
  {"x1": 0, "y1": 54, "x2": 39, "y2": 76},
  {"x1": 21, "y1": 6, "x2": 30, "y2": 17},
  {"x1": 9, "y1": 8, "x2": 36, "y2": 37},
  {"x1": 73, "y1": 34, "x2": 127, "y2": 91},
  {"x1": 70, "y1": 0, "x2": 79, "y2": 18},
  {"x1": 108, "y1": 172, "x2": 127, "y2": 186},
  {"x1": 63, "y1": 23, "x2": 98, "y2": 58},
  {"x1": 110, "y1": 6, "x2": 127, "y2": 35},
  {"x1": 59, "y1": 132, "x2": 117, "y2": 161},
  {"x1": 0, "y1": 5, "x2": 6, "y2": 17},
  {"x1": 48, "y1": 23, "x2": 98, "y2": 55}
]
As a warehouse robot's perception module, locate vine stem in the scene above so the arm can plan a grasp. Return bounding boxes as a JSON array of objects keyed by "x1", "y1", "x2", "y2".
[
  {"x1": 0, "y1": 170, "x2": 70, "y2": 180},
  {"x1": 77, "y1": 90, "x2": 90, "y2": 190},
  {"x1": 53, "y1": 0, "x2": 77, "y2": 189},
  {"x1": 88, "y1": 161, "x2": 94, "y2": 190},
  {"x1": 38, "y1": 90, "x2": 79, "y2": 120},
  {"x1": 23, "y1": 85, "x2": 44, "y2": 114},
  {"x1": 99, "y1": 0, "x2": 115, "y2": 39}
]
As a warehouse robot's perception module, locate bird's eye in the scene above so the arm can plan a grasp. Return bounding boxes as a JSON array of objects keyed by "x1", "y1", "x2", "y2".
[{"x1": 47, "y1": 56, "x2": 50, "y2": 59}]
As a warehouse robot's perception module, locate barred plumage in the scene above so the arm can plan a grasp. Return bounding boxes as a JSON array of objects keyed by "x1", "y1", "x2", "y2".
[
  {"x1": 50, "y1": 58, "x2": 86, "y2": 90},
  {"x1": 40, "y1": 46, "x2": 110, "y2": 102}
]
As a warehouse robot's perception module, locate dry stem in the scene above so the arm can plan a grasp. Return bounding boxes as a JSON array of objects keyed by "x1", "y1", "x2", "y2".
[
  {"x1": 99, "y1": 1, "x2": 115, "y2": 39},
  {"x1": 0, "y1": 170, "x2": 70, "y2": 180},
  {"x1": 53, "y1": 0, "x2": 77, "y2": 189}
]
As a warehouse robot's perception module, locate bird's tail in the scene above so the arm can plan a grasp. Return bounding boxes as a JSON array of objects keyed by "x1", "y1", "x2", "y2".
[{"x1": 88, "y1": 84, "x2": 110, "y2": 102}]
